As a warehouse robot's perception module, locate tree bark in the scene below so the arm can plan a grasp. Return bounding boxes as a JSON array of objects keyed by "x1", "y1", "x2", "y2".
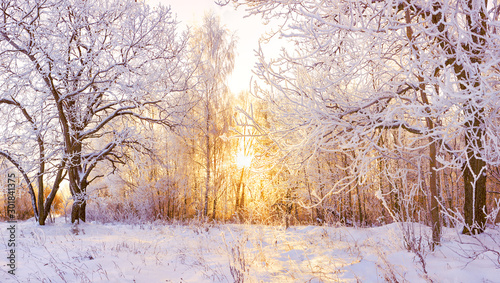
[
  {"x1": 462, "y1": 114, "x2": 487, "y2": 234},
  {"x1": 70, "y1": 182, "x2": 87, "y2": 224},
  {"x1": 458, "y1": 0, "x2": 488, "y2": 234},
  {"x1": 70, "y1": 197, "x2": 86, "y2": 224},
  {"x1": 428, "y1": 138, "x2": 441, "y2": 246},
  {"x1": 426, "y1": 0, "x2": 488, "y2": 235}
]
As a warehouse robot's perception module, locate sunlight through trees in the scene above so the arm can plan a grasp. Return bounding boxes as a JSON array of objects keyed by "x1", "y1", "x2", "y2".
[{"x1": 0, "y1": 1, "x2": 499, "y2": 254}]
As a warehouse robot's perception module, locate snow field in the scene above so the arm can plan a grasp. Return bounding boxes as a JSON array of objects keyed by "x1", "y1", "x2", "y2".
[{"x1": 1, "y1": 219, "x2": 499, "y2": 282}]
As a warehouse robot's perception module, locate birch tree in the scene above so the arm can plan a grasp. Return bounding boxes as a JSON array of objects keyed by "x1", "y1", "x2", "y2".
[
  {"x1": 224, "y1": 0, "x2": 500, "y2": 241},
  {"x1": 0, "y1": 0, "x2": 188, "y2": 224},
  {"x1": 184, "y1": 12, "x2": 236, "y2": 219}
]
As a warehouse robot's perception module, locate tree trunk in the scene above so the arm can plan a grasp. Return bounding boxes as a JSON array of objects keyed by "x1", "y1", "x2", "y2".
[
  {"x1": 235, "y1": 167, "x2": 245, "y2": 222},
  {"x1": 70, "y1": 167, "x2": 87, "y2": 224},
  {"x1": 428, "y1": 138, "x2": 441, "y2": 247},
  {"x1": 452, "y1": 0, "x2": 488, "y2": 235},
  {"x1": 457, "y1": 64, "x2": 488, "y2": 235},
  {"x1": 39, "y1": 167, "x2": 65, "y2": 225},
  {"x1": 71, "y1": 200, "x2": 82, "y2": 223},
  {"x1": 239, "y1": 183, "x2": 245, "y2": 222},
  {"x1": 70, "y1": 182, "x2": 87, "y2": 224},
  {"x1": 418, "y1": 79, "x2": 441, "y2": 246},
  {"x1": 356, "y1": 182, "x2": 363, "y2": 226},
  {"x1": 405, "y1": 2, "x2": 444, "y2": 245},
  {"x1": 463, "y1": 121, "x2": 487, "y2": 234},
  {"x1": 71, "y1": 198, "x2": 87, "y2": 224},
  {"x1": 212, "y1": 198, "x2": 217, "y2": 220},
  {"x1": 204, "y1": 123, "x2": 211, "y2": 218}
]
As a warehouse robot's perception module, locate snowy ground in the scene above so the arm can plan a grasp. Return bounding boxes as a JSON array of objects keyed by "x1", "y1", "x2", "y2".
[{"x1": 1, "y1": 218, "x2": 499, "y2": 282}]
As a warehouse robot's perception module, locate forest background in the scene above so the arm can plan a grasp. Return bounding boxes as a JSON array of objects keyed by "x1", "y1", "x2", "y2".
[{"x1": 1, "y1": 0, "x2": 500, "y2": 251}]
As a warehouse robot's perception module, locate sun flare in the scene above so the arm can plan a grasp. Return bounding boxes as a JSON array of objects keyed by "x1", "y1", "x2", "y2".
[{"x1": 235, "y1": 150, "x2": 253, "y2": 168}]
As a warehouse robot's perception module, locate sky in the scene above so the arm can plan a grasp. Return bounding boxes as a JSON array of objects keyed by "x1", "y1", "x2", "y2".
[{"x1": 147, "y1": 0, "x2": 281, "y2": 94}]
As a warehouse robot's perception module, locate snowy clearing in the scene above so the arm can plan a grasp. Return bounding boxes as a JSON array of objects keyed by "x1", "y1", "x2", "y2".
[{"x1": 1, "y1": 219, "x2": 499, "y2": 282}]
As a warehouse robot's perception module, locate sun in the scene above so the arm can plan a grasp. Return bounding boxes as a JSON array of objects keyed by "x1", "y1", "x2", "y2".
[{"x1": 235, "y1": 150, "x2": 253, "y2": 168}]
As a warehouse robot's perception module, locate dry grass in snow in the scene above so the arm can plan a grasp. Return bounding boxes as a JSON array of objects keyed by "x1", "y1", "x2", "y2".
[{"x1": 1, "y1": 219, "x2": 499, "y2": 282}]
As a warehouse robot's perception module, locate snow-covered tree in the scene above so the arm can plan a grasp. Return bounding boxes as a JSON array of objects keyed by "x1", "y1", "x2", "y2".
[
  {"x1": 182, "y1": 12, "x2": 236, "y2": 219},
  {"x1": 224, "y1": 0, "x2": 500, "y2": 241},
  {"x1": 0, "y1": 0, "x2": 188, "y2": 224}
]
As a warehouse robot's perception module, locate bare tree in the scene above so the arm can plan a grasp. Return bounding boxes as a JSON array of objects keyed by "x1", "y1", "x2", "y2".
[{"x1": 0, "y1": 0, "x2": 188, "y2": 224}]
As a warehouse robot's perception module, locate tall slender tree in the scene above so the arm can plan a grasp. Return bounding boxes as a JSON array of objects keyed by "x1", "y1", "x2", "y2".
[{"x1": 184, "y1": 12, "x2": 236, "y2": 219}]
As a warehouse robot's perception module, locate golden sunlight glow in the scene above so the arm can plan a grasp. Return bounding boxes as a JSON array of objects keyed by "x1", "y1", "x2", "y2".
[{"x1": 235, "y1": 150, "x2": 253, "y2": 168}]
